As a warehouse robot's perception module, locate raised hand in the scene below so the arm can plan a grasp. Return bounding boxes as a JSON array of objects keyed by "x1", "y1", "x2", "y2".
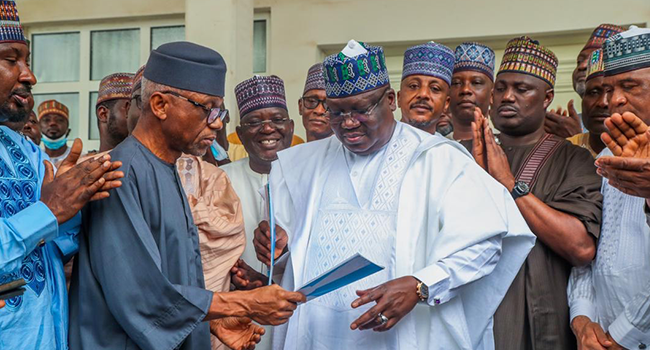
[
  {"x1": 231, "y1": 259, "x2": 266, "y2": 290},
  {"x1": 544, "y1": 99, "x2": 582, "y2": 138},
  {"x1": 210, "y1": 317, "x2": 264, "y2": 350},
  {"x1": 253, "y1": 221, "x2": 288, "y2": 266},
  {"x1": 601, "y1": 112, "x2": 650, "y2": 157},
  {"x1": 350, "y1": 276, "x2": 420, "y2": 332},
  {"x1": 471, "y1": 107, "x2": 488, "y2": 170},
  {"x1": 483, "y1": 117, "x2": 515, "y2": 191},
  {"x1": 40, "y1": 154, "x2": 124, "y2": 224}
]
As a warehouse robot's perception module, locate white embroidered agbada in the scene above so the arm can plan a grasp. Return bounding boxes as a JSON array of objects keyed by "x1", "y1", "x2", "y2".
[{"x1": 268, "y1": 122, "x2": 536, "y2": 350}]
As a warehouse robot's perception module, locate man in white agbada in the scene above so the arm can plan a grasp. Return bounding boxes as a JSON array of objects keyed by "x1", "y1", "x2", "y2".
[
  {"x1": 568, "y1": 27, "x2": 650, "y2": 350},
  {"x1": 252, "y1": 40, "x2": 536, "y2": 350}
]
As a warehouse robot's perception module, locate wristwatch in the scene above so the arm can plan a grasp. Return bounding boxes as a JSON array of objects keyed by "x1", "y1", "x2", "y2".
[
  {"x1": 415, "y1": 279, "x2": 429, "y2": 302},
  {"x1": 511, "y1": 181, "x2": 531, "y2": 200}
]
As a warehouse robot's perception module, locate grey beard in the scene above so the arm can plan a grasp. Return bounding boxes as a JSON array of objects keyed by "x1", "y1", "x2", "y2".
[
  {"x1": 437, "y1": 123, "x2": 454, "y2": 136},
  {"x1": 0, "y1": 100, "x2": 29, "y2": 123},
  {"x1": 575, "y1": 82, "x2": 586, "y2": 97}
]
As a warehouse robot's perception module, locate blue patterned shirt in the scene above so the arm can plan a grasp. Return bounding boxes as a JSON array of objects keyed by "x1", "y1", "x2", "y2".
[{"x1": 0, "y1": 126, "x2": 80, "y2": 350}]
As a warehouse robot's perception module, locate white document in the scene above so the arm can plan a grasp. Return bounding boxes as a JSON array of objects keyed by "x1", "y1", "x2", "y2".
[{"x1": 297, "y1": 253, "x2": 384, "y2": 302}]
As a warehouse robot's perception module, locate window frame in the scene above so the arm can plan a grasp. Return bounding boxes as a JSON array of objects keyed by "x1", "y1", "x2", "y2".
[{"x1": 25, "y1": 17, "x2": 184, "y2": 150}]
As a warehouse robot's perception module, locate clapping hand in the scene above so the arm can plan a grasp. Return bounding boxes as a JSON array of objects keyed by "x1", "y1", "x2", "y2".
[
  {"x1": 40, "y1": 138, "x2": 124, "y2": 224},
  {"x1": 596, "y1": 112, "x2": 650, "y2": 200},
  {"x1": 471, "y1": 107, "x2": 515, "y2": 191},
  {"x1": 210, "y1": 317, "x2": 264, "y2": 350},
  {"x1": 545, "y1": 100, "x2": 582, "y2": 138}
]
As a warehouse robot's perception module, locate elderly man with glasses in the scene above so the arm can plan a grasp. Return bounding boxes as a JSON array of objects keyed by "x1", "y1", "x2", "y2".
[
  {"x1": 69, "y1": 43, "x2": 306, "y2": 350},
  {"x1": 250, "y1": 40, "x2": 536, "y2": 350}
]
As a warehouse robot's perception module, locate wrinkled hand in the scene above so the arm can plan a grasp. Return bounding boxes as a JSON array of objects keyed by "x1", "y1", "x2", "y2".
[
  {"x1": 471, "y1": 107, "x2": 488, "y2": 170},
  {"x1": 605, "y1": 332, "x2": 626, "y2": 350},
  {"x1": 231, "y1": 259, "x2": 266, "y2": 290},
  {"x1": 572, "y1": 316, "x2": 612, "y2": 350},
  {"x1": 545, "y1": 100, "x2": 582, "y2": 138},
  {"x1": 253, "y1": 221, "x2": 288, "y2": 266},
  {"x1": 350, "y1": 276, "x2": 420, "y2": 332},
  {"x1": 601, "y1": 112, "x2": 650, "y2": 157},
  {"x1": 210, "y1": 317, "x2": 264, "y2": 350},
  {"x1": 40, "y1": 150, "x2": 124, "y2": 224},
  {"x1": 595, "y1": 157, "x2": 650, "y2": 199},
  {"x1": 243, "y1": 284, "x2": 305, "y2": 326}
]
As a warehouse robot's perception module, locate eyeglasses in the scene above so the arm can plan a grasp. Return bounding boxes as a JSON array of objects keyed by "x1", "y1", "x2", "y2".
[
  {"x1": 130, "y1": 95, "x2": 142, "y2": 109},
  {"x1": 302, "y1": 96, "x2": 328, "y2": 110},
  {"x1": 327, "y1": 89, "x2": 387, "y2": 123},
  {"x1": 161, "y1": 91, "x2": 228, "y2": 124},
  {"x1": 240, "y1": 117, "x2": 291, "y2": 131}
]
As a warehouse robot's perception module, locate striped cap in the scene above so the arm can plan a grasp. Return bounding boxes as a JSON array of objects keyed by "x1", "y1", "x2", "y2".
[
  {"x1": 586, "y1": 49, "x2": 605, "y2": 81},
  {"x1": 0, "y1": 1, "x2": 26, "y2": 44},
  {"x1": 235, "y1": 75, "x2": 287, "y2": 117},
  {"x1": 131, "y1": 65, "x2": 145, "y2": 98},
  {"x1": 498, "y1": 36, "x2": 558, "y2": 87},
  {"x1": 583, "y1": 24, "x2": 626, "y2": 51},
  {"x1": 38, "y1": 100, "x2": 69, "y2": 120},
  {"x1": 97, "y1": 73, "x2": 134, "y2": 106},
  {"x1": 303, "y1": 63, "x2": 326, "y2": 95}
]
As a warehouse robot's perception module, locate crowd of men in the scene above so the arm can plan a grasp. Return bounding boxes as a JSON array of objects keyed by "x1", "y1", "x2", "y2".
[{"x1": 1, "y1": 0, "x2": 649, "y2": 349}]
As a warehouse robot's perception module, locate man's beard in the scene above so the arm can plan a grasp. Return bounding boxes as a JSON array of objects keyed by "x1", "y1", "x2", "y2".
[
  {"x1": 406, "y1": 118, "x2": 436, "y2": 130},
  {"x1": 575, "y1": 81, "x2": 586, "y2": 97},
  {"x1": 0, "y1": 99, "x2": 29, "y2": 123},
  {"x1": 107, "y1": 114, "x2": 128, "y2": 144},
  {"x1": 437, "y1": 123, "x2": 454, "y2": 136}
]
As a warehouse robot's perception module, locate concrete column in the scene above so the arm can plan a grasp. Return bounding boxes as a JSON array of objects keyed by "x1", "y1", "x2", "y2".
[{"x1": 185, "y1": 0, "x2": 254, "y2": 130}]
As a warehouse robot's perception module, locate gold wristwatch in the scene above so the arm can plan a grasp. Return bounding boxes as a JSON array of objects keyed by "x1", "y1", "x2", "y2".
[{"x1": 416, "y1": 279, "x2": 429, "y2": 302}]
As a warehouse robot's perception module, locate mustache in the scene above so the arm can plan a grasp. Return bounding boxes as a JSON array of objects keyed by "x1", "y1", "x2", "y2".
[
  {"x1": 11, "y1": 84, "x2": 32, "y2": 97},
  {"x1": 497, "y1": 104, "x2": 518, "y2": 113}
]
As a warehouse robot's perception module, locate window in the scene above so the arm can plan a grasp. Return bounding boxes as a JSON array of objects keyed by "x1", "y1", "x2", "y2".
[
  {"x1": 151, "y1": 26, "x2": 185, "y2": 50},
  {"x1": 32, "y1": 33, "x2": 80, "y2": 83},
  {"x1": 253, "y1": 20, "x2": 267, "y2": 73},
  {"x1": 33, "y1": 93, "x2": 80, "y2": 139},
  {"x1": 28, "y1": 20, "x2": 185, "y2": 148},
  {"x1": 91, "y1": 29, "x2": 141, "y2": 80}
]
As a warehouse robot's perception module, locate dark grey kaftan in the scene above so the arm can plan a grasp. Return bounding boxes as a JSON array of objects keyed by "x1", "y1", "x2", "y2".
[{"x1": 68, "y1": 136, "x2": 213, "y2": 350}]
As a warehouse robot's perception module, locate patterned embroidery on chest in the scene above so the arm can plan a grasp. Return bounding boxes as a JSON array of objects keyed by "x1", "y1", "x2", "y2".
[
  {"x1": 305, "y1": 134, "x2": 417, "y2": 310},
  {"x1": 0, "y1": 129, "x2": 45, "y2": 309},
  {"x1": 371, "y1": 136, "x2": 415, "y2": 211}
]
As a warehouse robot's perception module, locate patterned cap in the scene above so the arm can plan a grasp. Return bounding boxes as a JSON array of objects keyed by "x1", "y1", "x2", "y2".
[
  {"x1": 586, "y1": 49, "x2": 605, "y2": 81},
  {"x1": 603, "y1": 26, "x2": 650, "y2": 77},
  {"x1": 303, "y1": 63, "x2": 326, "y2": 95},
  {"x1": 38, "y1": 100, "x2": 69, "y2": 120},
  {"x1": 235, "y1": 75, "x2": 287, "y2": 117},
  {"x1": 0, "y1": 1, "x2": 26, "y2": 44},
  {"x1": 583, "y1": 24, "x2": 626, "y2": 51},
  {"x1": 132, "y1": 65, "x2": 145, "y2": 98},
  {"x1": 498, "y1": 36, "x2": 559, "y2": 87},
  {"x1": 323, "y1": 40, "x2": 389, "y2": 98},
  {"x1": 402, "y1": 42, "x2": 455, "y2": 86},
  {"x1": 453, "y1": 42, "x2": 496, "y2": 81},
  {"x1": 97, "y1": 73, "x2": 134, "y2": 106}
]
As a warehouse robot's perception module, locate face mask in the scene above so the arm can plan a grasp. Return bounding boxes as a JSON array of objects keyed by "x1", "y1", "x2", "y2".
[
  {"x1": 210, "y1": 140, "x2": 229, "y2": 161},
  {"x1": 42, "y1": 134, "x2": 68, "y2": 150}
]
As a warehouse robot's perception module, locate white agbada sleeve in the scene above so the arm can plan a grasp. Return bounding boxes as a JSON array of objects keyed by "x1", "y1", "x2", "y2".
[{"x1": 567, "y1": 265, "x2": 598, "y2": 322}]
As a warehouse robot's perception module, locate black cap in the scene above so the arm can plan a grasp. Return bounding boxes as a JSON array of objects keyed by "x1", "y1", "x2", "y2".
[{"x1": 144, "y1": 41, "x2": 227, "y2": 97}]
